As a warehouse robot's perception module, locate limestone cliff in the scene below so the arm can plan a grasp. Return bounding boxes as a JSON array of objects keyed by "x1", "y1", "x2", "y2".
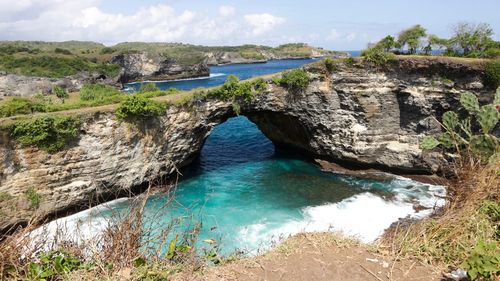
[
  {"x1": 0, "y1": 57, "x2": 493, "y2": 233},
  {"x1": 111, "y1": 52, "x2": 209, "y2": 83}
]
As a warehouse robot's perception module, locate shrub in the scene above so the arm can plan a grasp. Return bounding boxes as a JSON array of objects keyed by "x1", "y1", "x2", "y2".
[
  {"x1": 32, "y1": 93, "x2": 52, "y2": 112},
  {"x1": 420, "y1": 90, "x2": 499, "y2": 161},
  {"x1": 54, "y1": 48, "x2": 72, "y2": 55},
  {"x1": 25, "y1": 187, "x2": 41, "y2": 210},
  {"x1": 137, "y1": 88, "x2": 179, "y2": 99},
  {"x1": 138, "y1": 83, "x2": 160, "y2": 93},
  {"x1": 345, "y1": 57, "x2": 355, "y2": 67},
  {"x1": 324, "y1": 58, "x2": 338, "y2": 73},
  {"x1": 52, "y1": 86, "x2": 69, "y2": 103},
  {"x1": 277, "y1": 69, "x2": 310, "y2": 93},
  {"x1": 484, "y1": 48, "x2": 500, "y2": 59},
  {"x1": 28, "y1": 250, "x2": 88, "y2": 279},
  {"x1": 0, "y1": 97, "x2": 34, "y2": 117},
  {"x1": 11, "y1": 116, "x2": 81, "y2": 152},
  {"x1": 115, "y1": 95, "x2": 166, "y2": 121},
  {"x1": 80, "y1": 84, "x2": 121, "y2": 101},
  {"x1": 361, "y1": 48, "x2": 396, "y2": 66},
  {"x1": 461, "y1": 240, "x2": 499, "y2": 280},
  {"x1": 100, "y1": 47, "x2": 117, "y2": 55},
  {"x1": 484, "y1": 60, "x2": 500, "y2": 89}
]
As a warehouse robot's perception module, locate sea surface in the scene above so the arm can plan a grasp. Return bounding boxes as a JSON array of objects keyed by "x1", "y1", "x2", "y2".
[
  {"x1": 125, "y1": 58, "x2": 319, "y2": 92},
  {"x1": 32, "y1": 58, "x2": 446, "y2": 256}
]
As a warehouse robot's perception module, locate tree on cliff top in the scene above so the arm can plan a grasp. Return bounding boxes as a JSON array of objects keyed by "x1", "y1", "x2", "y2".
[
  {"x1": 449, "y1": 22, "x2": 494, "y2": 56},
  {"x1": 397, "y1": 25, "x2": 427, "y2": 54}
]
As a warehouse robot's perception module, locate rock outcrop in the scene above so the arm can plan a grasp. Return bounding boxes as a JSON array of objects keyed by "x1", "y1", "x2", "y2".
[
  {"x1": 0, "y1": 57, "x2": 494, "y2": 233},
  {"x1": 203, "y1": 50, "x2": 349, "y2": 66},
  {"x1": 111, "y1": 52, "x2": 209, "y2": 83}
]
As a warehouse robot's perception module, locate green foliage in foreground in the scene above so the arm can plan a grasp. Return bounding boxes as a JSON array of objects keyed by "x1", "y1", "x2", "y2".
[
  {"x1": 461, "y1": 240, "x2": 500, "y2": 280},
  {"x1": 274, "y1": 69, "x2": 310, "y2": 94},
  {"x1": 361, "y1": 47, "x2": 396, "y2": 66},
  {"x1": 420, "y1": 90, "x2": 500, "y2": 161},
  {"x1": 115, "y1": 95, "x2": 166, "y2": 121},
  {"x1": 11, "y1": 116, "x2": 81, "y2": 152},
  {"x1": 25, "y1": 187, "x2": 41, "y2": 210},
  {"x1": 28, "y1": 250, "x2": 90, "y2": 280},
  {"x1": 484, "y1": 60, "x2": 500, "y2": 89}
]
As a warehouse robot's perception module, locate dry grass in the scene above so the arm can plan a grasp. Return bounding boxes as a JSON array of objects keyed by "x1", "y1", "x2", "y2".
[{"x1": 383, "y1": 156, "x2": 499, "y2": 268}]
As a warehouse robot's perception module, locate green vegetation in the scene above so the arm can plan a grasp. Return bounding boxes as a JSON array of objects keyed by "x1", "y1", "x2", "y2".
[
  {"x1": 274, "y1": 69, "x2": 310, "y2": 94},
  {"x1": 361, "y1": 48, "x2": 396, "y2": 66},
  {"x1": 52, "y1": 86, "x2": 68, "y2": 104},
  {"x1": 324, "y1": 58, "x2": 338, "y2": 73},
  {"x1": 115, "y1": 95, "x2": 166, "y2": 121},
  {"x1": 462, "y1": 239, "x2": 499, "y2": 280},
  {"x1": 484, "y1": 60, "x2": 500, "y2": 89},
  {"x1": 79, "y1": 84, "x2": 121, "y2": 102},
  {"x1": 25, "y1": 187, "x2": 41, "y2": 210},
  {"x1": 368, "y1": 22, "x2": 499, "y2": 58},
  {"x1": 138, "y1": 83, "x2": 160, "y2": 93},
  {"x1": 0, "y1": 55, "x2": 120, "y2": 78},
  {"x1": 420, "y1": 90, "x2": 499, "y2": 161},
  {"x1": 0, "y1": 97, "x2": 34, "y2": 117},
  {"x1": 28, "y1": 250, "x2": 89, "y2": 280},
  {"x1": 397, "y1": 25, "x2": 427, "y2": 54},
  {"x1": 11, "y1": 116, "x2": 81, "y2": 152}
]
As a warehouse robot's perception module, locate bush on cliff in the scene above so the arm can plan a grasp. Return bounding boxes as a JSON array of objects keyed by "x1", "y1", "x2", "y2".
[
  {"x1": 0, "y1": 97, "x2": 34, "y2": 117},
  {"x1": 11, "y1": 116, "x2": 81, "y2": 152},
  {"x1": 484, "y1": 60, "x2": 500, "y2": 89},
  {"x1": 275, "y1": 69, "x2": 310, "y2": 94},
  {"x1": 138, "y1": 83, "x2": 160, "y2": 93},
  {"x1": 80, "y1": 84, "x2": 122, "y2": 102},
  {"x1": 115, "y1": 95, "x2": 166, "y2": 121},
  {"x1": 361, "y1": 47, "x2": 396, "y2": 66}
]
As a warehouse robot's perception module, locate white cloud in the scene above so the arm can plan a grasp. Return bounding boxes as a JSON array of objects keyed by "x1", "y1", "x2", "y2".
[
  {"x1": 244, "y1": 13, "x2": 286, "y2": 36},
  {"x1": 326, "y1": 29, "x2": 341, "y2": 41},
  {"x1": 346, "y1": 32, "x2": 357, "y2": 42},
  {"x1": 219, "y1": 5, "x2": 235, "y2": 17},
  {"x1": 0, "y1": 1, "x2": 288, "y2": 46}
]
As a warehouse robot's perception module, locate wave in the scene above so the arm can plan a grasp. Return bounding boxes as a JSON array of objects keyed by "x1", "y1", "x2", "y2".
[{"x1": 237, "y1": 182, "x2": 446, "y2": 252}]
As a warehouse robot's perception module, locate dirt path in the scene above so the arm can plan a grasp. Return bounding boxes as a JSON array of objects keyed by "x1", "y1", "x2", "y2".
[{"x1": 172, "y1": 233, "x2": 442, "y2": 281}]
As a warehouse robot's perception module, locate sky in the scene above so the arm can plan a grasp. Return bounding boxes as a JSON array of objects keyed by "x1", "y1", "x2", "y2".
[{"x1": 0, "y1": 0, "x2": 499, "y2": 50}]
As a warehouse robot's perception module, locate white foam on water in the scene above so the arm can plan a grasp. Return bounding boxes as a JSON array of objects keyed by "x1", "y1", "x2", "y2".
[
  {"x1": 209, "y1": 73, "x2": 226, "y2": 78},
  {"x1": 26, "y1": 198, "x2": 129, "y2": 254},
  {"x1": 238, "y1": 179, "x2": 446, "y2": 251}
]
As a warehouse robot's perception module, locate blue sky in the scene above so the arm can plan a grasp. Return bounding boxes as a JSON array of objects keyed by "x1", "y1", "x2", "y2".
[{"x1": 0, "y1": 0, "x2": 498, "y2": 50}]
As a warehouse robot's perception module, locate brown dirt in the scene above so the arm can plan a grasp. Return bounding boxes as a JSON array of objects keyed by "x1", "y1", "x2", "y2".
[{"x1": 172, "y1": 233, "x2": 443, "y2": 281}]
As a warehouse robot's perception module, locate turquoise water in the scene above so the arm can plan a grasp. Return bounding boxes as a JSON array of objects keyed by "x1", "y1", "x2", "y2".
[
  {"x1": 70, "y1": 116, "x2": 445, "y2": 256},
  {"x1": 125, "y1": 58, "x2": 318, "y2": 91},
  {"x1": 34, "y1": 59, "x2": 445, "y2": 256}
]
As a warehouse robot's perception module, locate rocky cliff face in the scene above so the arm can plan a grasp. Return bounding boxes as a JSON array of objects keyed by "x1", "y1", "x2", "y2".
[
  {"x1": 203, "y1": 50, "x2": 350, "y2": 66},
  {"x1": 111, "y1": 52, "x2": 209, "y2": 83},
  {"x1": 0, "y1": 57, "x2": 492, "y2": 233}
]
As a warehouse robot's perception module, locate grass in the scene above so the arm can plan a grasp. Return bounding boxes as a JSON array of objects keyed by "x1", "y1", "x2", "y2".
[
  {"x1": 25, "y1": 187, "x2": 41, "y2": 210},
  {"x1": 384, "y1": 157, "x2": 499, "y2": 271},
  {"x1": 0, "y1": 192, "x2": 13, "y2": 202}
]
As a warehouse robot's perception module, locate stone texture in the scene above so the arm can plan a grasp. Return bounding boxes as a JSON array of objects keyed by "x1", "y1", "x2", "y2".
[
  {"x1": 0, "y1": 57, "x2": 494, "y2": 233},
  {"x1": 111, "y1": 52, "x2": 209, "y2": 83}
]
